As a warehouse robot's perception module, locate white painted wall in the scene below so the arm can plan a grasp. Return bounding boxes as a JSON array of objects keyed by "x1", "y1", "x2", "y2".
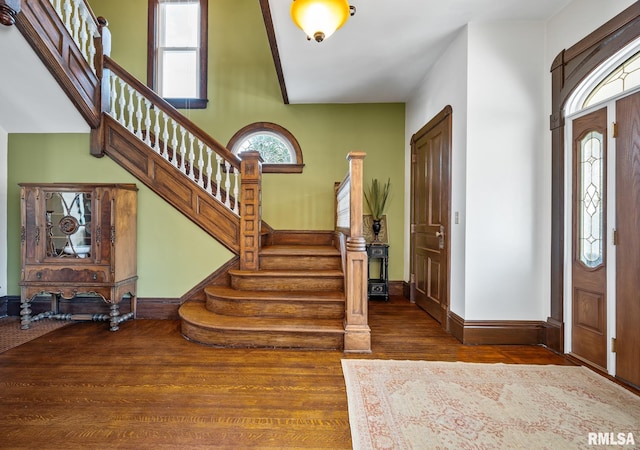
[
  {"x1": 0, "y1": 126, "x2": 7, "y2": 298},
  {"x1": 465, "y1": 21, "x2": 546, "y2": 320},
  {"x1": 405, "y1": 0, "x2": 637, "y2": 322},
  {"x1": 405, "y1": 27, "x2": 469, "y2": 317}
]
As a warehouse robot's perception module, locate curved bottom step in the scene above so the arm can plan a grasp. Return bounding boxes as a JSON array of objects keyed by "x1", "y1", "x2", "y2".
[{"x1": 179, "y1": 301, "x2": 344, "y2": 350}]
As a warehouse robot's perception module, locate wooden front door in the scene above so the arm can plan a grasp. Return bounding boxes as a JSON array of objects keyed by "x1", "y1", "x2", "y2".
[
  {"x1": 614, "y1": 91, "x2": 640, "y2": 388},
  {"x1": 410, "y1": 106, "x2": 452, "y2": 325},
  {"x1": 571, "y1": 107, "x2": 608, "y2": 370}
]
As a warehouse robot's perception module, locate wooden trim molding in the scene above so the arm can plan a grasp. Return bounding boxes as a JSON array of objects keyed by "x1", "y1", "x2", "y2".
[
  {"x1": 259, "y1": 0, "x2": 289, "y2": 104},
  {"x1": 0, "y1": 295, "x2": 9, "y2": 316},
  {"x1": 0, "y1": 0, "x2": 20, "y2": 26},
  {"x1": 548, "y1": 2, "x2": 640, "y2": 353},
  {"x1": 448, "y1": 311, "x2": 546, "y2": 346}
]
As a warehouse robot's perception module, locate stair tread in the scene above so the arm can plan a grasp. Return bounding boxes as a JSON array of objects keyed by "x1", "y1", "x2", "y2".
[
  {"x1": 260, "y1": 245, "x2": 340, "y2": 256},
  {"x1": 228, "y1": 269, "x2": 343, "y2": 277},
  {"x1": 180, "y1": 301, "x2": 344, "y2": 333},
  {"x1": 205, "y1": 286, "x2": 345, "y2": 302}
]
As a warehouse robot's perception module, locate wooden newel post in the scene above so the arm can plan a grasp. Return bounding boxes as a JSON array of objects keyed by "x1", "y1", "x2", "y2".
[
  {"x1": 344, "y1": 151, "x2": 371, "y2": 353},
  {"x1": 0, "y1": 0, "x2": 20, "y2": 27},
  {"x1": 239, "y1": 151, "x2": 263, "y2": 271}
]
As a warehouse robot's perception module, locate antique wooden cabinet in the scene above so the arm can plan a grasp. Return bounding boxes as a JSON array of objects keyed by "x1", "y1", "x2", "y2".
[{"x1": 19, "y1": 183, "x2": 138, "y2": 331}]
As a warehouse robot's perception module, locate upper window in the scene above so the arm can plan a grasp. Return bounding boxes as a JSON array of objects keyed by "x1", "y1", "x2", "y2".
[
  {"x1": 566, "y1": 37, "x2": 640, "y2": 114},
  {"x1": 148, "y1": 0, "x2": 208, "y2": 109},
  {"x1": 227, "y1": 122, "x2": 304, "y2": 173},
  {"x1": 583, "y1": 51, "x2": 640, "y2": 108}
]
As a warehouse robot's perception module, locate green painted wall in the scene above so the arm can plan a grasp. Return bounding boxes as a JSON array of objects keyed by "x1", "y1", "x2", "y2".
[
  {"x1": 6, "y1": 0, "x2": 405, "y2": 296},
  {"x1": 7, "y1": 134, "x2": 232, "y2": 297}
]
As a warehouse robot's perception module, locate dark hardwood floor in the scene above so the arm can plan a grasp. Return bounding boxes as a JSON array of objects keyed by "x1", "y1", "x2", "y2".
[{"x1": 0, "y1": 296, "x2": 573, "y2": 449}]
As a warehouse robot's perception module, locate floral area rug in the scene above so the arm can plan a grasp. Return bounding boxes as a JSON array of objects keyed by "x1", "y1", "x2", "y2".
[
  {"x1": 0, "y1": 317, "x2": 70, "y2": 354},
  {"x1": 341, "y1": 359, "x2": 640, "y2": 449}
]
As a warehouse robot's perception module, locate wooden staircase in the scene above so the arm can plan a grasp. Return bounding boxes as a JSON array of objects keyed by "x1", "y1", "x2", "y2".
[
  {"x1": 8, "y1": 0, "x2": 370, "y2": 352},
  {"x1": 179, "y1": 233, "x2": 346, "y2": 350}
]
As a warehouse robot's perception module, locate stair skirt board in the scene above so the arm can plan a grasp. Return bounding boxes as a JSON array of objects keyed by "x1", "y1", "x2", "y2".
[
  {"x1": 205, "y1": 287, "x2": 345, "y2": 319},
  {"x1": 179, "y1": 302, "x2": 344, "y2": 350}
]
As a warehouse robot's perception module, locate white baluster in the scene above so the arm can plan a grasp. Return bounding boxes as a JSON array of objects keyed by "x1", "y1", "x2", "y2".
[
  {"x1": 171, "y1": 122, "x2": 179, "y2": 167},
  {"x1": 162, "y1": 114, "x2": 170, "y2": 159},
  {"x1": 179, "y1": 128, "x2": 187, "y2": 172},
  {"x1": 153, "y1": 108, "x2": 161, "y2": 152},
  {"x1": 188, "y1": 135, "x2": 196, "y2": 178},
  {"x1": 118, "y1": 79, "x2": 126, "y2": 125},
  {"x1": 144, "y1": 99, "x2": 152, "y2": 146},
  {"x1": 205, "y1": 147, "x2": 213, "y2": 192},
  {"x1": 197, "y1": 141, "x2": 205, "y2": 187},
  {"x1": 232, "y1": 168, "x2": 240, "y2": 215},
  {"x1": 126, "y1": 85, "x2": 135, "y2": 132},
  {"x1": 224, "y1": 161, "x2": 231, "y2": 209},
  {"x1": 79, "y1": 6, "x2": 89, "y2": 61},
  {"x1": 54, "y1": 0, "x2": 62, "y2": 18},
  {"x1": 71, "y1": 0, "x2": 80, "y2": 46},
  {"x1": 63, "y1": 0, "x2": 72, "y2": 33},
  {"x1": 214, "y1": 154, "x2": 222, "y2": 202},
  {"x1": 135, "y1": 93, "x2": 143, "y2": 139},
  {"x1": 118, "y1": 78, "x2": 127, "y2": 127},
  {"x1": 109, "y1": 73, "x2": 117, "y2": 117},
  {"x1": 85, "y1": 10, "x2": 97, "y2": 73}
]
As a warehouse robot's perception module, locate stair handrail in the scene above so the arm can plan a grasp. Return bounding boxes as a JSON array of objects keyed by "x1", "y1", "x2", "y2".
[
  {"x1": 335, "y1": 152, "x2": 371, "y2": 353},
  {"x1": 102, "y1": 56, "x2": 242, "y2": 215}
]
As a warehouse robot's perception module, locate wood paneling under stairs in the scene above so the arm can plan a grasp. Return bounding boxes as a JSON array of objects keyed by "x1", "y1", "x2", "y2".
[
  {"x1": 0, "y1": 296, "x2": 581, "y2": 450},
  {"x1": 179, "y1": 242, "x2": 347, "y2": 350}
]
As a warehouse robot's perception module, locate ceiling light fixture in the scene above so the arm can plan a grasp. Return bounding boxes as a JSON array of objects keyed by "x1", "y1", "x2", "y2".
[{"x1": 290, "y1": 0, "x2": 355, "y2": 43}]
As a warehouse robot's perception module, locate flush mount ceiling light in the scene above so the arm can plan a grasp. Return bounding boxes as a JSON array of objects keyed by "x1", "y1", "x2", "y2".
[{"x1": 290, "y1": 0, "x2": 356, "y2": 43}]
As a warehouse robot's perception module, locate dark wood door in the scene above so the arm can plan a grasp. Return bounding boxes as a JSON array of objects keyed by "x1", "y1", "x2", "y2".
[
  {"x1": 410, "y1": 106, "x2": 452, "y2": 325},
  {"x1": 571, "y1": 107, "x2": 608, "y2": 370},
  {"x1": 615, "y1": 92, "x2": 640, "y2": 388}
]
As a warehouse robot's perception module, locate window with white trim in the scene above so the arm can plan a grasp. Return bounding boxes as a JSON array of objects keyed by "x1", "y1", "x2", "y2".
[
  {"x1": 148, "y1": 0, "x2": 208, "y2": 109},
  {"x1": 228, "y1": 122, "x2": 304, "y2": 173}
]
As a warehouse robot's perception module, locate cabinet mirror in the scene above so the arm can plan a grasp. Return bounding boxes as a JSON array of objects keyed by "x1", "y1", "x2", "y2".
[{"x1": 44, "y1": 191, "x2": 92, "y2": 258}]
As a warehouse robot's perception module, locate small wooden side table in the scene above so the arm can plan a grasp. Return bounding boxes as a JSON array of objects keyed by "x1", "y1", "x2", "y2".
[{"x1": 366, "y1": 243, "x2": 389, "y2": 301}]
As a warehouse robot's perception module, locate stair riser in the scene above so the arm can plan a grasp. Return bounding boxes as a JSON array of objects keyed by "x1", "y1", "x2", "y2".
[
  {"x1": 206, "y1": 297, "x2": 344, "y2": 319},
  {"x1": 230, "y1": 276, "x2": 343, "y2": 291},
  {"x1": 266, "y1": 231, "x2": 335, "y2": 246},
  {"x1": 259, "y1": 255, "x2": 341, "y2": 271},
  {"x1": 181, "y1": 322, "x2": 344, "y2": 350}
]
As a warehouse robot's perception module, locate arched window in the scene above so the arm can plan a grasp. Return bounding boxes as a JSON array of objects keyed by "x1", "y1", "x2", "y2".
[
  {"x1": 583, "y1": 51, "x2": 640, "y2": 108},
  {"x1": 565, "y1": 37, "x2": 640, "y2": 114},
  {"x1": 228, "y1": 122, "x2": 304, "y2": 173}
]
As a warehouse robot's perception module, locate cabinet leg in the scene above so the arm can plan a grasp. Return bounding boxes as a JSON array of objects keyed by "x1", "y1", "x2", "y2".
[
  {"x1": 109, "y1": 303, "x2": 120, "y2": 332},
  {"x1": 20, "y1": 299, "x2": 32, "y2": 330}
]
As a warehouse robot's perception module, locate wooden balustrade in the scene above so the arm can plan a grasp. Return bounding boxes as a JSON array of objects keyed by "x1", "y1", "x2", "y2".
[
  {"x1": 14, "y1": 0, "x2": 372, "y2": 349},
  {"x1": 100, "y1": 56, "x2": 242, "y2": 216},
  {"x1": 336, "y1": 152, "x2": 371, "y2": 353},
  {"x1": 47, "y1": 0, "x2": 101, "y2": 74}
]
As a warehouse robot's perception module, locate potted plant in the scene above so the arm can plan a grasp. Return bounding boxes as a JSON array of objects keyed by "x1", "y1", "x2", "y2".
[{"x1": 364, "y1": 178, "x2": 391, "y2": 242}]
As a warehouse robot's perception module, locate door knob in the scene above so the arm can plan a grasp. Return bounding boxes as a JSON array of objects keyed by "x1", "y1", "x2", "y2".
[{"x1": 435, "y1": 231, "x2": 443, "y2": 237}]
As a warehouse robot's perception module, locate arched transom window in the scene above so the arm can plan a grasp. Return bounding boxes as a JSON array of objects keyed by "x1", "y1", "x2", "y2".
[
  {"x1": 228, "y1": 122, "x2": 304, "y2": 173},
  {"x1": 566, "y1": 37, "x2": 640, "y2": 114},
  {"x1": 583, "y1": 51, "x2": 640, "y2": 108}
]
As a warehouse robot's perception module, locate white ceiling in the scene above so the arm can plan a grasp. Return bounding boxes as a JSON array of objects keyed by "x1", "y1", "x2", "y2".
[
  {"x1": 0, "y1": 0, "x2": 575, "y2": 134},
  {"x1": 268, "y1": 0, "x2": 573, "y2": 104}
]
